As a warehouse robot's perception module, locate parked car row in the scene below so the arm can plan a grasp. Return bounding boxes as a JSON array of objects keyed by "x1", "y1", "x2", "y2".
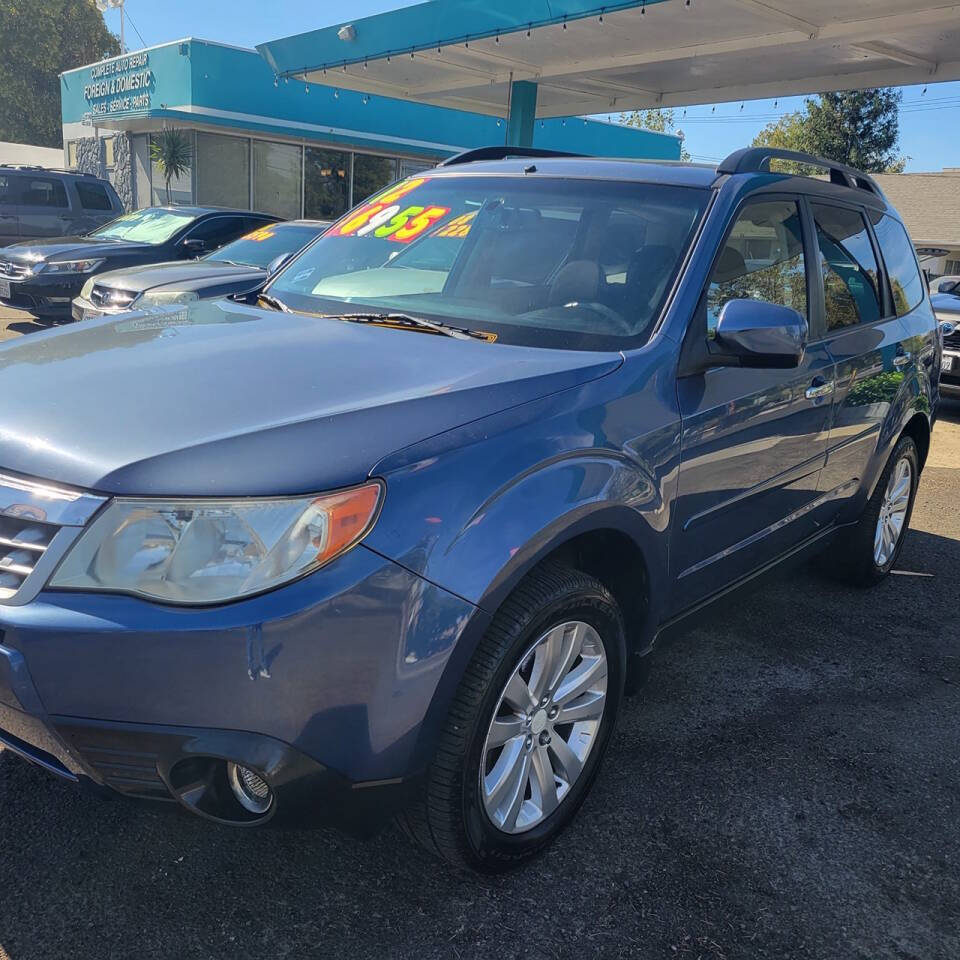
[
  {"x1": 0, "y1": 145, "x2": 951, "y2": 874},
  {"x1": 0, "y1": 199, "x2": 329, "y2": 322}
]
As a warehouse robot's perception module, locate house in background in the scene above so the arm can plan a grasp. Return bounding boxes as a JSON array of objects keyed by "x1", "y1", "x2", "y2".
[{"x1": 873, "y1": 171, "x2": 960, "y2": 280}]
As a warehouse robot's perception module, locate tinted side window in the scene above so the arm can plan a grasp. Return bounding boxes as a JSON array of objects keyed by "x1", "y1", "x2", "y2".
[
  {"x1": 707, "y1": 199, "x2": 807, "y2": 336},
  {"x1": 187, "y1": 216, "x2": 251, "y2": 249},
  {"x1": 22, "y1": 178, "x2": 68, "y2": 208},
  {"x1": 872, "y1": 213, "x2": 924, "y2": 316},
  {"x1": 75, "y1": 181, "x2": 113, "y2": 211},
  {"x1": 812, "y1": 203, "x2": 882, "y2": 330},
  {"x1": 0, "y1": 175, "x2": 19, "y2": 204}
]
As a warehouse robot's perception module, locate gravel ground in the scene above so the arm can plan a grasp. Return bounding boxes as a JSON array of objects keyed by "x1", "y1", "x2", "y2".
[{"x1": 0, "y1": 307, "x2": 957, "y2": 959}]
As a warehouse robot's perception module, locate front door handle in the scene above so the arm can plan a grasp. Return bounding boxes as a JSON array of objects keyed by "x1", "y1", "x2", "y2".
[
  {"x1": 893, "y1": 352, "x2": 912, "y2": 368},
  {"x1": 805, "y1": 378, "x2": 834, "y2": 400}
]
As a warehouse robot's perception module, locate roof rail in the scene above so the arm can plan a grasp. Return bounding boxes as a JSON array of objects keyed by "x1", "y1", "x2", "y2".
[
  {"x1": 716, "y1": 147, "x2": 885, "y2": 199},
  {"x1": 439, "y1": 146, "x2": 584, "y2": 167},
  {"x1": 0, "y1": 164, "x2": 96, "y2": 177}
]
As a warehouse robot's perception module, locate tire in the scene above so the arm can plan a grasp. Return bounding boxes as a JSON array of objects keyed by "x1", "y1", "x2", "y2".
[
  {"x1": 399, "y1": 563, "x2": 626, "y2": 872},
  {"x1": 827, "y1": 435, "x2": 919, "y2": 586}
]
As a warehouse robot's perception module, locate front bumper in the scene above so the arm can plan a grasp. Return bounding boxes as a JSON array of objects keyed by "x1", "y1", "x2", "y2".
[
  {"x1": 941, "y1": 349, "x2": 960, "y2": 396},
  {"x1": 0, "y1": 273, "x2": 85, "y2": 318},
  {"x1": 0, "y1": 544, "x2": 485, "y2": 832}
]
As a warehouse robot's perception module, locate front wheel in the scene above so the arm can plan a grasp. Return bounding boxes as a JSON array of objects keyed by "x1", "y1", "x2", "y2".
[
  {"x1": 827, "y1": 435, "x2": 919, "y2": 586},
  {"x1": 399, "y1": 563, "x2": 625, "y2": 872}
]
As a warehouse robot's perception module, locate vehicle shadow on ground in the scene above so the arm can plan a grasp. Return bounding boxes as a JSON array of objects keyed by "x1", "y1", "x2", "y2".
[{"x1": 1, "y1": 527, "x2": 958, "y2": 960}]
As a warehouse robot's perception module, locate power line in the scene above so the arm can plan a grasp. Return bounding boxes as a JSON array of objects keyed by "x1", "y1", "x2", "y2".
[{"x1": 123, "y1": 6, "x2": 148, "y2": 49}]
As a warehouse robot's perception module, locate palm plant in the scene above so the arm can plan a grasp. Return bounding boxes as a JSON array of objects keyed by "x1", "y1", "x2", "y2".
[{"x1": 150, "y1": 129, "x2": 192, "y2": 204}]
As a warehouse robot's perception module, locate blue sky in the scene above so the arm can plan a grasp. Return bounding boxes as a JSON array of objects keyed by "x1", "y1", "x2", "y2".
[{"x1": 103, "y1": 0, "x2": 958, "y2": 173}]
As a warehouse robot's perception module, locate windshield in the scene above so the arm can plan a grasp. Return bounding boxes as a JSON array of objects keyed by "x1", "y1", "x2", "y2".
[
  {"x1": 90, "y1": 208, "x2": 197, "y2": 245},
  {"x1": 205, "y1": 224, "x2": 325, "y2": 268},
  {"x1": 267, "y1": 175, "x2": 708, "y2": 349}
]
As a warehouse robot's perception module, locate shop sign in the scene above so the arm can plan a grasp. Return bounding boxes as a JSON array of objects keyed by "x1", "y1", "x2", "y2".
[{"x1": 83, "y1": 52, "x2": 153, "y2": 115}]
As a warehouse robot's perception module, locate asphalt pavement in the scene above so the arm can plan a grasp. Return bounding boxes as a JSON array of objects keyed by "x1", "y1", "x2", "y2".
[{"x1": 0, "y1": 306, "x2": 957, "y2": 960}]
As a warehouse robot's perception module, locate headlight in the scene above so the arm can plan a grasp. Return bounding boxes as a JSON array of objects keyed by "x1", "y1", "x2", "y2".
[
  {"x1": 80, "y1": 277, "x2": 96, "y2": 300},
  {"x1": 49, "y1": 482, "x2": 382, "y2": 604},
  {"x1": 138, "y1": 290, "x2": 199, "y2": 307},
  {"x1": 37, "y1": 259, "x2": 105, "y2": 274}
]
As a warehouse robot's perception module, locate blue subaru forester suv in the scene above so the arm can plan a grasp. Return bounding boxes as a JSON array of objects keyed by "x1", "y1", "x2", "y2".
[{"x1": 0, "y1": 147, "x2": 942, "y2": 871}]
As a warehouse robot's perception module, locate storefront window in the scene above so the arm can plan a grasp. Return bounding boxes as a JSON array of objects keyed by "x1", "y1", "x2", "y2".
[
  {"x1": 196, "y1": 132, "x2": 250, "y2": 210},
  {"x1": 304, "y1": 147, "x2": 349, "y2": 221},
  {"x1": 253, "y1": 140, "x2": 302, "y2": 220},
  {"x1": 150, "y1": 132, "x2": 194, "y2": 206},
  {"x1": 399, "y1": 158, "x2": 433, "y2": 179},
  {"x1": 352, "y1": 153, "x2": 398, "y2": 204}
]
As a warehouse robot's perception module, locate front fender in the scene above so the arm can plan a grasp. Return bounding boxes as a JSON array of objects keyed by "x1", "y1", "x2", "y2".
[{"x1": 365, "y1": 365, "x2": 679, "y2": 627}]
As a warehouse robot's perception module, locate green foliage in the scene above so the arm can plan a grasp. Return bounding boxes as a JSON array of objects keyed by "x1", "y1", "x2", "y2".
[
  {"x1": 621, "y1": 108, "x2": 691, "y2": 162},
  {"x1": 0, "y1": 0, "x2": 119, "y2": 148},
  {"x1": 751, "y1": 89, "x2": 906, "y2": 173},
  {"x1": 150, "y1": 129, "x2": 193, "y2": 204}
]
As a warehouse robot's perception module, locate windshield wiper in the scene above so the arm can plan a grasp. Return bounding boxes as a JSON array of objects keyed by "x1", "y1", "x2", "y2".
[
  {"x1": 332, "y1": 312, "x2": 491, "y2": 341},
  {"x1": 257, "y1": 293, "x2": 290, "y2": 312}
]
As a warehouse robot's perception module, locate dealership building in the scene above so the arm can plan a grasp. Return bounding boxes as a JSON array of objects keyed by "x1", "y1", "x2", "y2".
[{"x1": 59, "y1": 38, "x2": 680, "y2": 220}]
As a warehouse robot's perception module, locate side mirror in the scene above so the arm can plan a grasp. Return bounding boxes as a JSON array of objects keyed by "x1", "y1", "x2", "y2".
[
  {"x1": 183, "y1": 238, "x2": 206, "y2": 257},
  {"x1": 713, "y1": 299, "x2": 807, "y2": 369},
  {"x1": 266, "y1": 252, "x2": 292, "y2": 275}
]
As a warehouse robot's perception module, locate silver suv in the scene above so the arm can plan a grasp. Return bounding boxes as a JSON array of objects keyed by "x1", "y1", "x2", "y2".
[{"x1": 0, "y1": 166, "x2": 123, "y2": 246}]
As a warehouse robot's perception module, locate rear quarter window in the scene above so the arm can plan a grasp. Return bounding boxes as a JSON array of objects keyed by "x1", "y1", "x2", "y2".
[
  {"x1": 75, "y1": 181, "x2": 113, "y2": 211},
  {"x1": 872, "y1": 213, "x2": 924, "y2": 316}
]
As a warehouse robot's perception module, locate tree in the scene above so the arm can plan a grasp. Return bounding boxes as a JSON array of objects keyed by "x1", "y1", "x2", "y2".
[
  {"x1": 150, "y1": 129, "x2": 193, "y2": 204},
  {"x1": 0, "y1": 0, "x2": 119, "y2": 148},
  {"x1": 752, "y1": 89, "x2": 906, "y2": 173},
  {"x1": 621, "y1": 108, "x2": 691, "y2": 161}
]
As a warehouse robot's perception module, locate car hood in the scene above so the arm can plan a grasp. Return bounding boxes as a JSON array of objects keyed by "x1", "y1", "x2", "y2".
[
  {"x1": 94, "y1": 260, "x2": 265, "y2": 295},
  {"x1": 931, "y1": 292, "x2": 960, "y2": 317},
  {"x1": 4, "y1": 236, "x2": 153, "y2": 263},
  {"x1": 0, "y1": 299, "x2": 622, "y2": 496}
]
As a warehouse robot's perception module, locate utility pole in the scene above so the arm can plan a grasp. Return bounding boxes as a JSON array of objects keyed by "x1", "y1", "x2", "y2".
[{"x1": 96, "y1": 0, "x2": 126, "y2": 54}]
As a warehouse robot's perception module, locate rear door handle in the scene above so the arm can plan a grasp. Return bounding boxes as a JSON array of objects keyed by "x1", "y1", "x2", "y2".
[
  {"x1": 893, "y1": 353, "x2": 912, "y2": 368},
  {"x1": 805, "y1": 378, "x2": 834, "y2": 400}
]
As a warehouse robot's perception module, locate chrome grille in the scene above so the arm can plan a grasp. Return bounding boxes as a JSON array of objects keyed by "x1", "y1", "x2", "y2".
[
  {"x1": 0, "y1": 259, "x2": 30, "y2": 280},
  {"x1": 90, "y1": 284, "x2": 136, "y2": 308},
  {"x1": 0, "y1": 516, "x2": 57, "y2": 598},
  {"x1": 944, "y1": 328, "x2": 960, "y2": 351},
  {"x1": 0, "y1": 470, "x2": 107, "y2": 604}
]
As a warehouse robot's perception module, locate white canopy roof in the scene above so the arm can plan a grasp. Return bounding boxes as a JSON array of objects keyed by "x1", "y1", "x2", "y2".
[{"x1": 263, "y1": 1, "x2": 960, "y2": 118}]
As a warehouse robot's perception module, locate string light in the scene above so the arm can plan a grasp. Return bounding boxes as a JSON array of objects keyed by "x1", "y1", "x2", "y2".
[
  {"x1": 641, "y1": 1, "x2": 646, "y2": 13},
  {"x1": 562, "y1": 17, "x2": 567, "y2": 29},
  {"x1": 334, "y1": 89, "x2": 339, "y2": 98},
  {"x1": 362, "y1": 94, "x2": 369, "y2": 104},
  {"x1": 305, "y1": 83, "x2": 309, "y2": 94},
  {"x1": 273, "y1": 75, "x2": 278, "y2": 87}
]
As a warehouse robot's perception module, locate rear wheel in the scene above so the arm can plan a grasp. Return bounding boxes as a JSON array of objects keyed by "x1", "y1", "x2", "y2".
[
  {"x1": 827, "y1": 435, "x2": 919, "y2": 586},
  {"x1": 399, "y1": 563, "x2": 625, "y2": 872}
]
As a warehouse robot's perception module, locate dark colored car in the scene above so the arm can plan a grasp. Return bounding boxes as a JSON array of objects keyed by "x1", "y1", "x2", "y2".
[
  {"x1": 931, "y1": 287, "x2": 960, "y2": 395},
  {"x1": 0, "y1": 206, "x2": 279, "y2": 321},
  {"x1": 71, "y1": 220, "x2": 331, "y2": 321},
  {"x1": 0, "y1": 165, "x2": 123, "y2": 247},
  {"x1": 0, "y1": 147, "x2": 942, "y2": 872}
]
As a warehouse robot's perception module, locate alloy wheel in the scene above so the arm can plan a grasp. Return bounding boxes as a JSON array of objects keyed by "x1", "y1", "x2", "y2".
[
  {"x1": 479, "y1": 620, "x2": 608, "y2": 835},
  {"x1": 874, "y1": 456, "x2": 912, "y2": 567}
]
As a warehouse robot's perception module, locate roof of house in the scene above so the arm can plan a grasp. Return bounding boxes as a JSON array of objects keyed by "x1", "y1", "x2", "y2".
[{"x1": 872, "y1": 172, "x2": 960, "y2": 249}]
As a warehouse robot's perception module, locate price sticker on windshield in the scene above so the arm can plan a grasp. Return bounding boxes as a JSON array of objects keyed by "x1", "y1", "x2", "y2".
[
  {"x1": 334, "y1": 178, "x2": 453, "y2": 242},
  {"x1": 244, "y1": 227, "x2": 277, "y2": 242}
]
